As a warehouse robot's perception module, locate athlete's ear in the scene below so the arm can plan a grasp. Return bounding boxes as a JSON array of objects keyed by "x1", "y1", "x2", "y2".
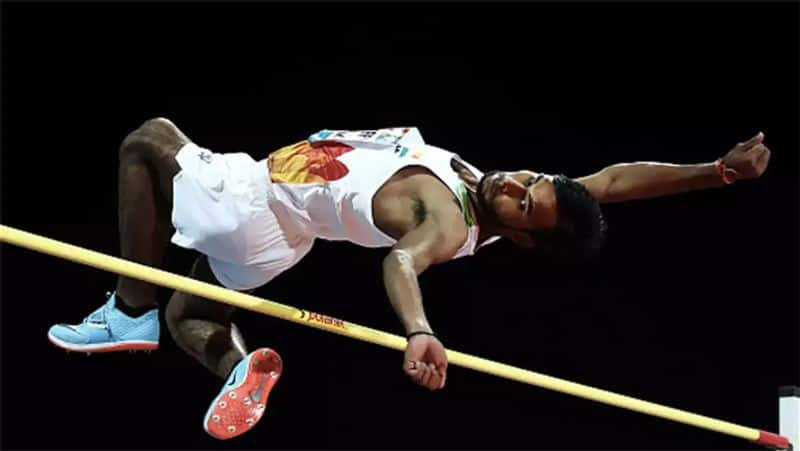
[
  {"x1": 506, "y1": 230, "x2": 535, "y2": 248},
  {"x1": 450, "y1": 157, "x2": 479, "y2": 189}
]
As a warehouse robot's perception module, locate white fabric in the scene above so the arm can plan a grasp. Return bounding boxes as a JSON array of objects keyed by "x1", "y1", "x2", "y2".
[
  {"x1": 169, "y1": 128, "x2": 502, "y2": 290},
  {"x1": 270, "y1": 127, "x2": 500, "y2": 259},
  {"x1": 170, "y1": 142, "x2": 314, "y2": 290}
]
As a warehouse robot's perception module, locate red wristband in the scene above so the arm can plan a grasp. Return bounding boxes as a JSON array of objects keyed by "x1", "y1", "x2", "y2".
[{"x1": 715, "y1": 158, "x2": 737, "y2": 185}]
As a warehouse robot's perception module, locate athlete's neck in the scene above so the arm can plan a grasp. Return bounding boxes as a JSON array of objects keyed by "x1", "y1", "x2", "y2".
[
  {"x1": 465, "y1": 188, "x2": 503, "y2": 245},
  {"x1": 451, "y1": 157, "x2": 502, "y2": 244}
]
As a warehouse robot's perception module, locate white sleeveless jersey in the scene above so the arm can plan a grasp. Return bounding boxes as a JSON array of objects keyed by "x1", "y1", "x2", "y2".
[{"x1": 262, "y1": 127, "x2": 500, "y2": 259}]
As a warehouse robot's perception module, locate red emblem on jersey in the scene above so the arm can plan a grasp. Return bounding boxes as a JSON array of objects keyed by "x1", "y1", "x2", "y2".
[{"x1": 268, "y1": 141, "x2": 354, "y2": 184}]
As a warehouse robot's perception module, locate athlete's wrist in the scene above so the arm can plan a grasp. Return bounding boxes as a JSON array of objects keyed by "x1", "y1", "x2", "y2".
[
  {"x1": 406, "y1": 330, "x2": 436, "y2": 340},
  {"x1": 713, "y1": 158, "x2": 737, "y2": 185},
  {"x1": 404, "y1": 320, "x2": 433, "y2": 336}
]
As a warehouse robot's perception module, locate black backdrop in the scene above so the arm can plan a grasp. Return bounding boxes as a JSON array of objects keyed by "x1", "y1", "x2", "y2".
[{"x1": 1, "y1": 2, "x2": 797, "y2": 450}]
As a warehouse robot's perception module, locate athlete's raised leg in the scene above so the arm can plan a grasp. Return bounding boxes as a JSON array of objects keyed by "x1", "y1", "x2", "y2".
[
  {"x1": 165, "y1": 255, "x2": 282, "y2": 440},
  {"x1": 165, "y1": 255, "x2": 246, "y2": 378}
]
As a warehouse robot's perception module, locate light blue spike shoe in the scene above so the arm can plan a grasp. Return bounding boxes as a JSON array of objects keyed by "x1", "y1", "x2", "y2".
[{"x1": 47, "y1": 292, "x2": 159, "y2": 353}]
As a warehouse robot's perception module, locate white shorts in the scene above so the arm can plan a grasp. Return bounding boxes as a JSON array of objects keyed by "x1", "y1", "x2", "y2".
[{"x1": 170, "y1": 142, "x2": 315, "y2": 290}]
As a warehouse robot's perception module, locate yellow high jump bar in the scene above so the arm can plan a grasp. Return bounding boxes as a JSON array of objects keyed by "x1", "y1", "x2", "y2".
[{"x1": 0, "y1": 224, "x2": 791, "y2": 450}]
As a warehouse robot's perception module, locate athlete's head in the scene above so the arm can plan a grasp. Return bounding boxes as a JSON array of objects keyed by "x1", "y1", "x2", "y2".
[{"x1": 475, "y1": 170, "x2": 607, "y2": 260}]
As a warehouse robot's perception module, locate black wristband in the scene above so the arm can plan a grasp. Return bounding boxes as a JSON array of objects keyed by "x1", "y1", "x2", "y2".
[{"x1": 406, "y1": 331, "x2": 436, "y2": 339}]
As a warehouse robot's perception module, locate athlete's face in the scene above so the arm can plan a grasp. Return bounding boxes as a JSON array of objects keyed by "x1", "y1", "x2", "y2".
[{"x1": 476, "y1": 170, "x2": 559, "y2": 233}]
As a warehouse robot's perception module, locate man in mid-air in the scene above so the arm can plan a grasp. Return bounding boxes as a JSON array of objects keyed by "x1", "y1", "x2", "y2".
[{"x1": 47, "y1": 120, "x2": 770, "y2": 439}]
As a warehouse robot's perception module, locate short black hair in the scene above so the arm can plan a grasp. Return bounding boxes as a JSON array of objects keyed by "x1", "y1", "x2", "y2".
[{"x1": 530, "y1": 174, "x2": 607, "y2": 261}]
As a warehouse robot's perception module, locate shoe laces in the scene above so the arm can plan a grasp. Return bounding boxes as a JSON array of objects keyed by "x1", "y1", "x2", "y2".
[{"x1": 83, "y1": 292, "x2": 114, "y2": 327}]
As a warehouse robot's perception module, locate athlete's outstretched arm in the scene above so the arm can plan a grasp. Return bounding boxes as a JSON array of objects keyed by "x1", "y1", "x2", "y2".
[
  {"x1": 382, "y1": 211, "x2": 466, "y2": 391},
  {"x1": 577, "y1": 132, "x2": 771, "y2": 203}
]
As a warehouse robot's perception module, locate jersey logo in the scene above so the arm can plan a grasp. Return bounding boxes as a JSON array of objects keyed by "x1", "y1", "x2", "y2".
[
  {"x1": 268, "y1": 141, "x2": 354, "y2": 184},
  {"x1": 394, "y1": 145, "x2": 424, "y2": 159}
]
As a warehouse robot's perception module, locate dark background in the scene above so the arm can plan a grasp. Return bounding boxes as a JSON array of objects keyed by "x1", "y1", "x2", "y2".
[{"x1": 1, "y1": 1, "x2": 797, "y2": 450}]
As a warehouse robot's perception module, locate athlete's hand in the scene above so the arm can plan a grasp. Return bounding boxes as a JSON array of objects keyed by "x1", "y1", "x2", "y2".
[
  {"x1": 403, "y1": 334, "x2": 448, "y2": 391},
  {"x1": 722, "y1": 132, "x2": 771, "y2": 180}
]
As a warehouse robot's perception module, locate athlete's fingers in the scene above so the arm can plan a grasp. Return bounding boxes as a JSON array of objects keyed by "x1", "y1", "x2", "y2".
[
  {"x1": 419, "y1": 365, "x2": 433, "y2": 387},
  {"x1": 740, "y1": 131, "x2": 764, "y2": 149},
  {"x1": 427, "y1": 367, "x2": 442, "y2": 391}
]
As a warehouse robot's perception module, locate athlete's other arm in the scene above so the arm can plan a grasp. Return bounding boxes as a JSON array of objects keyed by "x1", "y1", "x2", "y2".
[
  {"x1": 577, "y1": 132, "x2": 771, "y2": 203},
  {"x1": 382, "y1": 207, "x2": 467, "y2": 391}
]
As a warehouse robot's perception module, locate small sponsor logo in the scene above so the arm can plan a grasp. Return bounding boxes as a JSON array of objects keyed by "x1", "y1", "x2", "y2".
[
  {"x1": 252, "y1": 373, "x2": 267, "y2": 402},
  {"x1": 302, "y1": 311, "x2": 345, "y2": 329},
  {"x1": 209, "y1": 180, "x2": 225, "y2": 192}
]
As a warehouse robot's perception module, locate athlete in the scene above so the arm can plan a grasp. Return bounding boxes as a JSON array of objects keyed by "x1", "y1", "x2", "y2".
[{"x1": 46, "y1": 119, "x2": 771, "y2": 439}]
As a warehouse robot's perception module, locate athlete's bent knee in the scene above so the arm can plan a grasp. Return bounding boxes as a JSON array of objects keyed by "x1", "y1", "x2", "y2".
[
  {"x1": 139, "y1": 117, "x2": 178, "y2": 135},
  {"x1": 120, "y1": 117, "x2": 184, "y2": 160}
]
